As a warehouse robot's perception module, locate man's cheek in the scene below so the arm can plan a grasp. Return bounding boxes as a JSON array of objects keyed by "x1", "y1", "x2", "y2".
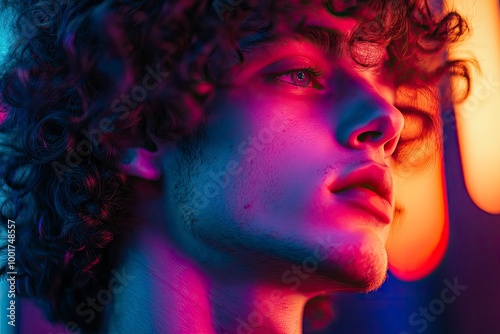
[{"x1": 237, "y1": 140, "x2": 258, "y2": 161}]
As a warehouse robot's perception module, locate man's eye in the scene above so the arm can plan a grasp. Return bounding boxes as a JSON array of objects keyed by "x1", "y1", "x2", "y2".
[{"x1": 274, "y1": 67, "x2": 324, "y2": 89}]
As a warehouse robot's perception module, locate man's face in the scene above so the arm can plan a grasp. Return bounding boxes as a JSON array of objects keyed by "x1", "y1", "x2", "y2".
[{"x1": 161, "y1": 1, "x2": 404, "y2": 293}]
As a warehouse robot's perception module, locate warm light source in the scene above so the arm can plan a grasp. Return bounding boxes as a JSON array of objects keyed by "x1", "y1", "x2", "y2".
[
  {"x1": 387, "y1": 161, "x2": 449, "y2": 281},
  {"x1": 386, "y1": 87, "x2": 448, "y2": 281},
  {"x1": 387, "y1": 0, "x2": 500, "y2": 281},
  {"x1": 446, "y1": 0, "x2": 500, "y2": 214}
]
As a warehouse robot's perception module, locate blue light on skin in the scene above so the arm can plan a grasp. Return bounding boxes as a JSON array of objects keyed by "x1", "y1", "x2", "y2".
[{"x1": 106, "y1": 2, "x2": 404, "y2": 333}]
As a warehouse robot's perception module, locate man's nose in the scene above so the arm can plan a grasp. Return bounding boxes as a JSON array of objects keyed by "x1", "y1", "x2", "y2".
[{"x1": 335, "y1": 78, "x2": 404, "y2": 158}]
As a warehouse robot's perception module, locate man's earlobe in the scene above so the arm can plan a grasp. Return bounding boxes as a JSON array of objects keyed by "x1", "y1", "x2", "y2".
[{"x1": 120, "y1": 147, "x2": 162, "y2": 180}]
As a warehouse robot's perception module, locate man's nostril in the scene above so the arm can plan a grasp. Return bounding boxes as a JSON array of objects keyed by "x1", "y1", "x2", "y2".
[{"x1": 358, "y1": 131, "x2": 383, "y2": 143}]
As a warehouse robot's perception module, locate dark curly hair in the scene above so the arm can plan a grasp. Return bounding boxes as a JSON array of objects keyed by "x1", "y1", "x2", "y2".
[{"x1": 0, "y1": 0, "x2": 473, "y2": 331}]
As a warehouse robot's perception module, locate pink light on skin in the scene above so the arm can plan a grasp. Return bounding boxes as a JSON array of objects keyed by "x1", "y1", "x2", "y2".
[
  {"x1": 111, "y1": 4, "x2": 404, "y2": 332},
  {"x1": 120, "y1": 147, "x2": 162, "y2": 180},
  {"x1": 97, "y1": 1, "x2": 460, "y2": 332}
]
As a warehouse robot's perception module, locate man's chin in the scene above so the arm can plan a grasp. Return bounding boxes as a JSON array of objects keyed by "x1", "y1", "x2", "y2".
[
  {"x1": 295, "y1": 233, "x2": 389, "y2": 294},
  {"x1": 319, "y1": 250, "x2": 388, "y2": 293},
  {"x1": 292, "y1": 258, "x2": 388, "y2": 295},
  {"x1": 346, "y1": 261, "x2": 389, "y2": 293}
]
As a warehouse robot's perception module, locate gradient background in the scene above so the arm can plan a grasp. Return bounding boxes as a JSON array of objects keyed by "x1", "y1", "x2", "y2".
[{"x1": 0, "y1": 2, "x2": 499, "y2": 334}]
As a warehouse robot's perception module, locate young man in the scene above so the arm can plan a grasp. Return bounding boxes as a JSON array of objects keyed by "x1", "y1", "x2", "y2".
[{"x1": 0, "y1": 0, "x2": 471, "y2": 333}]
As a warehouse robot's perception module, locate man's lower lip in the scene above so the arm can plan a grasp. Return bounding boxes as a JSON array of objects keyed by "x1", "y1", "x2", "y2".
[{"x1": 333, "y1": 187, "x2": 392, "y2": 224}]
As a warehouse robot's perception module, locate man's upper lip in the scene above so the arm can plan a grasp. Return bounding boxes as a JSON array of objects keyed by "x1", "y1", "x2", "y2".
[{"x1": 328, "y1": 164, "x2": 393, "y2": 204}]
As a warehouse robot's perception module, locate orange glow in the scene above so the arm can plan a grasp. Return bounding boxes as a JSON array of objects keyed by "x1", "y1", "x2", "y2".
[
  {"x1": 386, "y1": 86, "x2": 448, "y2": 281},
  {"x1": 447, "y1": 0, "x2": 500, "y2": 214},
  {"x1": 387, "y1": 159, "x2": 448, "y2": 281}
]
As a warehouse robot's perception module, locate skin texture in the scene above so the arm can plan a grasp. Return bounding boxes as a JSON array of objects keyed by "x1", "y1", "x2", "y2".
[{"x1": 110, "y1": 2, "x2": 404, "y2": 334}]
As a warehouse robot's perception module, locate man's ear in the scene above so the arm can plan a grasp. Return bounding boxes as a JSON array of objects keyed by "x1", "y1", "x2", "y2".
[{"x1": 120, "y1": 147, "x2": 162, "y2": 181}]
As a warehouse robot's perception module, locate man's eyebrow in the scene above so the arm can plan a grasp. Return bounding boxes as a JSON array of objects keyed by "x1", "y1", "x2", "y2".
[{"x1": 239, "y1": 25, "x2": 346, "y2": 58}]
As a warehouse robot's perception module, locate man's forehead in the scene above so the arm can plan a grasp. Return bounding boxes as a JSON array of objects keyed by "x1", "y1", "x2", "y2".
[
  {"x1": 285, "y1": 0, "x2": 361, "y2": 33},
  {"x1": 209, "y1": 0, "x2": 389, "y2": 78},
  {"x1": 239, "y1": 25, "x2": 347, "y2": 58},
  {"x1": 237, "y1": 6, "x2": 388, "y2": 66},
  {"x1": 237, "y1": 1, "x2": 361, "y2": 56}
]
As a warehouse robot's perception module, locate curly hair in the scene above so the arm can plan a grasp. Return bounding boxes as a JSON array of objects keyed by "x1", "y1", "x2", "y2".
[{"x1": 0, "y1": 0, "x2": 472, "y2": 331}]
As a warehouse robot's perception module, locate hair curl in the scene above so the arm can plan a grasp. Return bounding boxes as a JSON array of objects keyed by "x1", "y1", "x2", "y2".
[{"x1": 0, "y1": 0, "x2": 473, "y2": 331}]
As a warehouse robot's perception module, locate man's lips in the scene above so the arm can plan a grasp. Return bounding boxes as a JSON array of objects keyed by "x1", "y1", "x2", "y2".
[{"x1": 328, "y1": 164, "x2": 394, "y2": 223}]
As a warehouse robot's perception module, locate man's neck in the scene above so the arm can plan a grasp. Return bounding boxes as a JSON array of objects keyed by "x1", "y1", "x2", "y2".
[{"x1": 106, "y1": 226, "x2": 307, "y2": 334}]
